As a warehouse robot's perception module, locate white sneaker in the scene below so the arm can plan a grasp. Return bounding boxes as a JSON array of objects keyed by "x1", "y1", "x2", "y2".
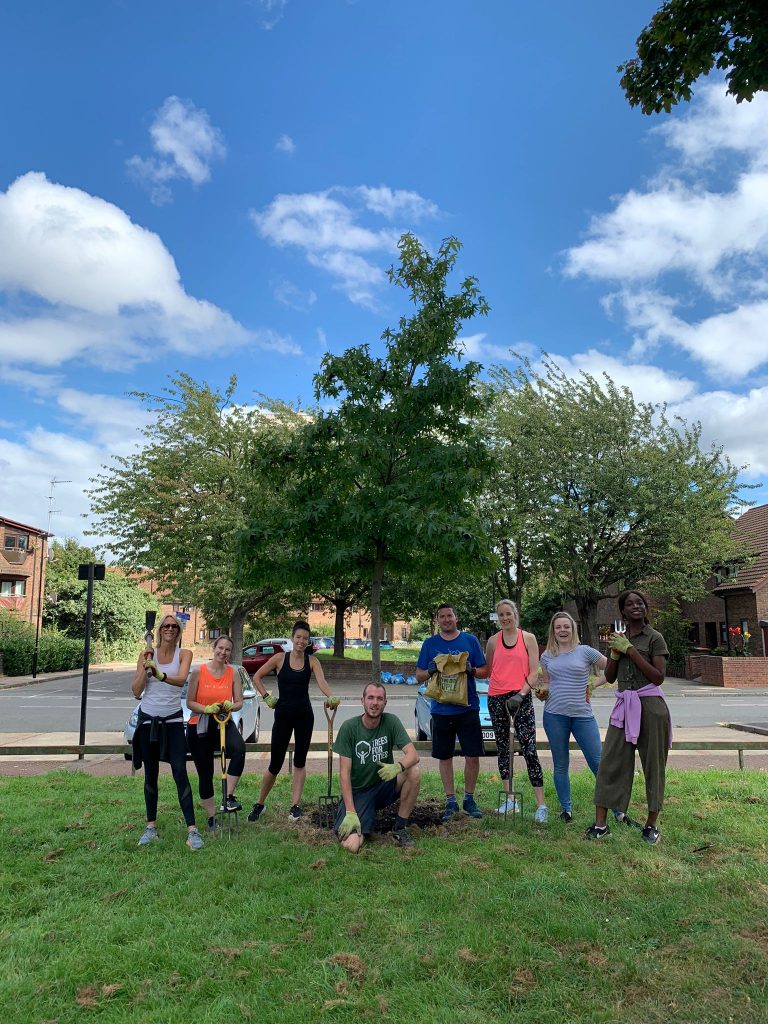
[
  {"x1": 534, "y1": 804, "x2": 549, "y2": 824},
  {"x1": 496, "y1": 796, "x2": 520, "y2": 815}
]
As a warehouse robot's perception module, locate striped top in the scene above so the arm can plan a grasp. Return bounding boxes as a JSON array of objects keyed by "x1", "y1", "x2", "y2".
[{"x1": 540, "y1": 645, "x2": 602, "y2": 719}]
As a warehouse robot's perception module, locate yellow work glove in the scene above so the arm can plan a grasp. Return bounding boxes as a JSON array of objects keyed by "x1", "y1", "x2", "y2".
[
  {"x1": 610, "y1": 633, "x2": 632, "y2": 657},
  {"x1": 338, "y1": 812, "x2": 361, "y2": 838},
  {"x1": 376, "y1": 761, "x2": 403, "y2": 782},
  {"x1": 324, "y1": 695, "x2": 340, "y2": 709},
  {"x1": 144, "y1": 658, "x2": 165, "y2": 680},
  {"x1": 263, "y1": 691, "x2": 279, "y2": 709},
  {"x1": 203, "y1": 703, "x2": 221, "y2": 715},
  {"x1": 221, "y1": 699, "x2": 235, "y2": 712}
]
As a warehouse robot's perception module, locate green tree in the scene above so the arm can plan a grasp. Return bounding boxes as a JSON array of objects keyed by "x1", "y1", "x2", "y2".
[
  {"x1": 88, "y1": 375, "x2": 304, "y2": 662},
  {"x1": 43, "y1": 539, "x2": 159, "y2": 657},
  {"x1": 487, "y1": 355, "x2": 747, "y2": 646},
  {"x1": 620, "y1": 1, "x2": 768, "y2": 113},
  {"x1": 243, "y1": 234, "x2": 491, "y2": 679}
]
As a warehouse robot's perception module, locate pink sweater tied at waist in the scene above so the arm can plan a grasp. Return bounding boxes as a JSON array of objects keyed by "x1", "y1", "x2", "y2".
[{"x1": 609, "y1": 685, "x2": 672, "y2": 747}]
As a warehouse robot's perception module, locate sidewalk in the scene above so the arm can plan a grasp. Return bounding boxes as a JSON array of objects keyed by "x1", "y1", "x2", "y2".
[{"x1": 0, "y1": 663, "x2": 131, "y2": 690}]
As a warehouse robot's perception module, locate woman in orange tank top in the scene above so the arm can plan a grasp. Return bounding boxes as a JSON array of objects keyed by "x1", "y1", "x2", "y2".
[
  {"x1": 485, "y1": 599, "x2": 548, "y2": 822},
  {"x1": 186, "y1": 635, "x2": 246, "y2": 832}
]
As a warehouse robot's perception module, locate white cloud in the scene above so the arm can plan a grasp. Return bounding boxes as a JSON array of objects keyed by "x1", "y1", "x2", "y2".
[
  {"x1": 258, "y1": 0, "x2": 287, "y2": 29},
  {"x1": 127, "y1": 96, "x2": 226, "y2": 204},
  {"x1": 357, "y1": 186, "x2": 439, "y2": 220},
  {"x1": 275, "y1": 133, "x2": 296, "y2": 155},
  {"x1": 251, "y1": 185, "x2": 440, "y2": 308},
  {"x1": 0, "y1": 389, "x2": 149, "y2": 545},
  {"x1": 272, "y1": 279, "x2": 316, "y2": 311},
  {"x1": 539, "y1": 348, "x2": 698, "y2": 405},
  {"x1": 671, "y1": 384, "x2": 768, "y2": 475},
  {"x1": 564, "y1": 84, "x2": 768, "y2": 382},
  {"x1": 0, "y1": 172, "x2": 301, "y2": 370}
]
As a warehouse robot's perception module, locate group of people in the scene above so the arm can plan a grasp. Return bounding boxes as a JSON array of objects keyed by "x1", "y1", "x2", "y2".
[{"x1": 131, "y1": 590, "x2": 670, "y2": 851}]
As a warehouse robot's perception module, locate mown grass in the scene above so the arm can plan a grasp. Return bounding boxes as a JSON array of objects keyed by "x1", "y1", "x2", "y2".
[
  {"x1": 316, "y1": 647, "x2": 419, "y2": 663},
  {"x1": 1, "y1": 769, "x2": 767, "y2": 1024}
]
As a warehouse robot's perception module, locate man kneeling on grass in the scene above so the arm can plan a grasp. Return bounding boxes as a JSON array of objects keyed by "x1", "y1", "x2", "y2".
[{"x1": 334, "y1": 682, "x2": 421, "y2": 852}]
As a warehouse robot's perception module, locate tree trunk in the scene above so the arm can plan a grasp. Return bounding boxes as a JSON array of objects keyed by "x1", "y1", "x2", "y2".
[
  {"x1": 574, "y1": 596, "x2": 599, "y2": 649},
  {"x1": 370, "y1": 543, "x2": 385, "y2": 682},
  {"x1": 333, "y1": 600, "x2": 348, "y2": 658},
  {"x1": 229, "y1": 606, "x2": 247, "y2": 664}
]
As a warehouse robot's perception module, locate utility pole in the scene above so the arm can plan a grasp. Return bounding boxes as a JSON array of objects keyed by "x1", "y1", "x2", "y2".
[{"x1": 31, "y1": 478, "x2": 71, "y2": 679}]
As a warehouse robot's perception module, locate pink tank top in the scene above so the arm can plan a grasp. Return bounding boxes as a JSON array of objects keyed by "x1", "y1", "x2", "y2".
[{"x1": 489, "y1": 631, "x2": 530, "y2": 696}]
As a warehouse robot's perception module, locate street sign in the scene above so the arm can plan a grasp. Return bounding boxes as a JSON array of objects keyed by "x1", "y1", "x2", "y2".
[
  {"x1": 489, "y1": 612, "x2": 499, "y2": 622},
  {"x1": 177, "y1": 612, "x2": 190, "y2": 621}
]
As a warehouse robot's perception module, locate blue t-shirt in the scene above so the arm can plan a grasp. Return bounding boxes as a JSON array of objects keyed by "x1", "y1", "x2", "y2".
[
  {"x1": 540, "y1": 645, "x2": 602, "y2": 718},
  {"x1": 417, "y1": 631, "x2": 486, "y2": 715}
]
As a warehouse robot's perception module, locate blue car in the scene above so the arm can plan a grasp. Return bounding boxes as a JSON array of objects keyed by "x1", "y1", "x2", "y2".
[{"x1": 414, "y1": 678, "x2": 497, "y2": 753}]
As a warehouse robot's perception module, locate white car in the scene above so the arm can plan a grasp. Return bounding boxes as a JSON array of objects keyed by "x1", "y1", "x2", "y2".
[
  {"x1": 124, "y1": 663, "x2": 261, "y2": 753},
  {"x1": 257, "y1": 636, "x2": 293, "y2": 651}
]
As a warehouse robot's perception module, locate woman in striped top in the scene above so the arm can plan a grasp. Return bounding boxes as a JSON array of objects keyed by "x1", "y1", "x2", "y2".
[{"x1": 539, "y1": 611, "x2": 608, "y2": 823}]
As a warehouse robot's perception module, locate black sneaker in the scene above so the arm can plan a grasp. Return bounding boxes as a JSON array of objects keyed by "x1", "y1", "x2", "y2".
[
  {"x1": 221, "y1": 795, "x2": 242, "y2": 813},
  {"x1": 585, "y1": 823, "x2": 611, "y2": 840},
  {"x1": 641, "y1": 825, "x2": 660, "y2": 845},
  {"x1": 391, "y1": 827, "x2": 415, "y2": 848},
  {"x1": 247, "y1": 802, "x2": 265, "y2": 822},
  {"x1": 288, "y1": 804, "x2": 302, "y2": 820},
  {"x1": 560, "y1": 810, "x2": 573, "y2": 823}
]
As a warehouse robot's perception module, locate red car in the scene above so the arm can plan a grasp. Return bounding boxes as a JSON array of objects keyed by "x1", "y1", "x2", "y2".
[{"x1": 241, "y1": 641, "x2": 287, "y2": 677}]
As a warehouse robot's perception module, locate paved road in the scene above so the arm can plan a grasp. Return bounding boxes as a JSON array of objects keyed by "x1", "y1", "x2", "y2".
[{"x1": 2, "y1": 667, "x2": 768, "y2": 733}]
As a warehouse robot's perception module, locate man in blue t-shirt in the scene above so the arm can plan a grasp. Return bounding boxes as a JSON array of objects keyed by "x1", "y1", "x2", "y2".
[{"x1": 416, "y1": 604, "x2": 488, "y2": 822}]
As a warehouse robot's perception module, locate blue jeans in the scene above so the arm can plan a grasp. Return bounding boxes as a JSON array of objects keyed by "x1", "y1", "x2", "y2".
[{"x1": 543, "y1": 711, "x2": 602, "y2": 814}]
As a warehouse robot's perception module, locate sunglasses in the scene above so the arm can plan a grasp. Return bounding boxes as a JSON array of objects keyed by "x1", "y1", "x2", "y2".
[{"x1": 161, "y1": 623, "x2": 180, "y2": 631}]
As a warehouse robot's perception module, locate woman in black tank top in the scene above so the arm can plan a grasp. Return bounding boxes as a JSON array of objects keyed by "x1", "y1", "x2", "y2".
[{"x1": 249, "y1": 620, "x2": 339, "y2": 821}]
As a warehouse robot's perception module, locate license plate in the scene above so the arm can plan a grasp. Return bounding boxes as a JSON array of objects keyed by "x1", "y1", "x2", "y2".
[{"x1": 482, "y1": 729, "x2": 495, "y2": 741}]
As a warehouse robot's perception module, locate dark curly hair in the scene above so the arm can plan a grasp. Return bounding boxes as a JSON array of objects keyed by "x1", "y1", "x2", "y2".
[{"x1": 617, "y1": 589, "x2": 650, "y2": 624}]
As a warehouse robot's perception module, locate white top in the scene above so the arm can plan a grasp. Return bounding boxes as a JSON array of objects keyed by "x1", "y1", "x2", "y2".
[{"x1": 139, "y1": 646, "x2": 183, "y2": 719}]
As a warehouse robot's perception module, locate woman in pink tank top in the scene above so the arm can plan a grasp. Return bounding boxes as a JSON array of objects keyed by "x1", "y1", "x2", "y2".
[{"x1": 485, "y1": 600, "x2": 548, "y2": 822}]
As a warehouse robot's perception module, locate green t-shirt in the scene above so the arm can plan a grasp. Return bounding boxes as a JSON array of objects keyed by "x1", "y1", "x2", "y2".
[{"x1": 333, "y1": 712, "x2": 411, "y2": 791}]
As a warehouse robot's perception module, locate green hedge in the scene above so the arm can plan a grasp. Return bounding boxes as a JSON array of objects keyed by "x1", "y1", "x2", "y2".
[{"x1": 0, "y1": 612, "x2": 85, "y2": 676}]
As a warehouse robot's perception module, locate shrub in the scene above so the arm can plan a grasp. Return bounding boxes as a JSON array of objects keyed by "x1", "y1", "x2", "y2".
[{"x1": 0, "y1": 612, "x2": 84, "y2": 676}]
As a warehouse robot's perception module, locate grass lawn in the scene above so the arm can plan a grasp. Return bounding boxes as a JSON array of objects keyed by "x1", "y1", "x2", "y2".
[
  {"x1": 316, "y1": 647, "x2": 419, "y2": 663},
  {"x1": 1, "y1": 769, "x2": 767, "y2": 1024}
]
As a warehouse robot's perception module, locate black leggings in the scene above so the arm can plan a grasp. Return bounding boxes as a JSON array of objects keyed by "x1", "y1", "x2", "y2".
[
  {"x1": 269, "y1": 707, "x2": 314, "y2": 774},
  {"x1": 138, "y1": 721, "x2": 196, "y2": 826},
  {"x1": 187, "y1": 719, "x2": 246, "y2": 801},
  {"x1": 488, "y1": 692, "x2": 544, "y2": 788}
]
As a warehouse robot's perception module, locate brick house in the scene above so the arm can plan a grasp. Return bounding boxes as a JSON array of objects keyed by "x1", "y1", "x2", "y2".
[
  {"x1": 680, "y1": 503, "x2": 768, "y2": 659},
  {"x1": 0, "y1": 516, "x2": 49, "y2": 634}
]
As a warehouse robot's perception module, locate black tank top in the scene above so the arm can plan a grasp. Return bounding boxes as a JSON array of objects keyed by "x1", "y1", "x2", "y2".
[{"x1": 276, "y1": 651, "x2": 312, "y2": 711}]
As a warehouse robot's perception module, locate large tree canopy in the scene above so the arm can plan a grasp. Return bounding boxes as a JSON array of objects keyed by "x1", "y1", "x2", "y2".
[
  {"x1": 620, "y1": 1, "x2": 768, "y2": 113},
  {"x1": 486, "y1": 356, "x2": 748, "y2": 645},
  {"x1": 88, "y1": 375, "x2": 305, "y2": 662},
  {"x1": 242, "y1": 234, "x2": 491, "y2": 678}
]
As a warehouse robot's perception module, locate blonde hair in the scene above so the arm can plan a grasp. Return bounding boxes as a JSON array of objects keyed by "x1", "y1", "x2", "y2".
[
  {"x1": 495, "y1": 599, "x2": 519, "y2": 623},
  {"x1": 156, "y1": 613, "x2": 184, "y2": 648},
  {"x1": 546, "y1": 611, "x2": 580, "y2": 655}
]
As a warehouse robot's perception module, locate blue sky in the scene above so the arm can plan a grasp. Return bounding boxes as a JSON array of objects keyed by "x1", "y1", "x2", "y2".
[{"x1": 1, "y1": 0, "x2": 766, "y2": 543}]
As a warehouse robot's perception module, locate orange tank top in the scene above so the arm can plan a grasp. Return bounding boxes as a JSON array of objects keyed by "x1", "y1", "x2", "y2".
[
  {"x1": 189, "y1": 663, "x2": 234, "y2": 724},
  {"x1": 489, "y1": 631, "x2": 530, "y2": 696}
]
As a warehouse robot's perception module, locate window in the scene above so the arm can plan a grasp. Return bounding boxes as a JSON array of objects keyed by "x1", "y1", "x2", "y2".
[
  {"x1": 4, "y1": 534, "x2": 28, "y2": 551},
  {"x1": 0, "y1": 579, "x2": 26, "y2": 597},
  {"x1": 719, "y1": 622, "x2": 728, "y2": 645},
  {"x1": 688, "y1": 622, "x2": 700, "y2": 645},
  {"x1": 199, "y1": 629, "x2": 205, "y2": 641},
  {"x1": 208, "y1": 628, "x2": 221, "y2": 640},
  {"x1": 401, "y1": 627, "x2": 407, "y2": 640},
  {"x1": 310, "y1": 602, "x2": 323, "y2": 613}
]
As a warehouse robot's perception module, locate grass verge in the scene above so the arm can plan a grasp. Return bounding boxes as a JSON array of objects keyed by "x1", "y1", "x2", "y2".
[
  {"x1": 1, "y1": 770, "x2": 766, "y2": 1024},
  {"x1": 316, "y1": 647, "x2": 419, "y2": 663}
]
